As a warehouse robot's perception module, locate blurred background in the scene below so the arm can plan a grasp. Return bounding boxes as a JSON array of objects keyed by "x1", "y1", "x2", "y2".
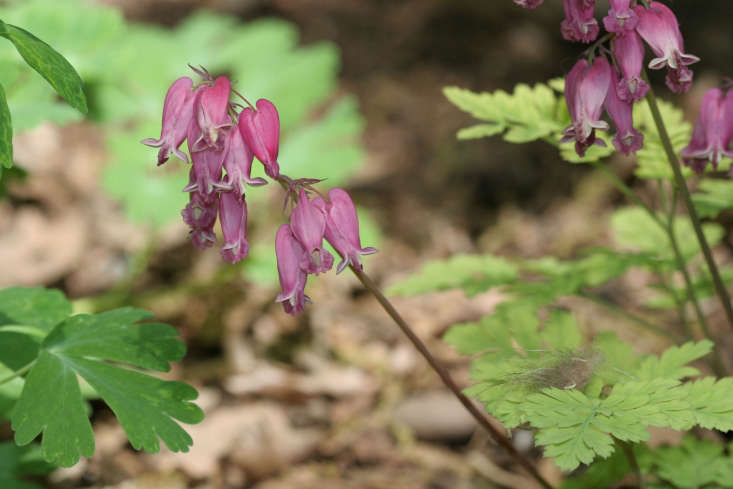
[{"x1": 0, "y1": 0, "x2": 731, "y2": 488}]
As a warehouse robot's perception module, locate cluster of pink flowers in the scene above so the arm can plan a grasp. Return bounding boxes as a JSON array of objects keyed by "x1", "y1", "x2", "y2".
[
  {"x1": 143, "y1": 66, "x2": 376, "y2": 314},
  {"x1": 515, "y1": 1, "x2": 711, "y2": 161}
]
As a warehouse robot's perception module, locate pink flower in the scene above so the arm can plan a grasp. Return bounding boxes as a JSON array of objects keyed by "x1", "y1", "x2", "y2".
[
  {"x1": 141, "y1": 77, "x2": 196, "y2": 165},
  {"x1": 192, "y1": 76, "x2": 233, "y2": 151},
  {"x1": 602, "y1": 0, "x2": 638, "y2": 34},
  {"x1": 275, "y1": 224, "x2": 309, "y2": 315},
  {"x1": 604, "y1": 71, "x2": 643, "y2": 156},
  {"x1": 219, "y1": 190, "x2": 249, "y2": 264},
  {"x1": 514, "y1": 0, "x2": 544, "y2": 8},
  {"x1": 561, "y1": 0, "x2": 599, "y2": 43},
  {"x1": 612, "y1": 32, "x2": 649, "y2": 102},
  {"x1": 290, "y1": 188, "x2": 333, "y2": 275},
  {"x1": 220, "y1": 128, "x2": 267, "y2": 195},
  {"x1": 562, "y1": 57, "x2": 612, "y2": 156},
  {"x1": 181, "y1": 191, "x2": 218, "y2": 249},
  {"x1": 681, "y1": 88, "x2": 733, "y2": 173},
  {"x1": 322, "y1": 188, "x2": 377, "y2": 273},
  {"x1": 634, "y1": 1, "x2": 699, "y2": 94},
  {"x1": 183, "y1": 120, "x2": 225, "y2": 200},
  {"x1": 239, "y1": 99, "x2": 281, "y2": 179}
]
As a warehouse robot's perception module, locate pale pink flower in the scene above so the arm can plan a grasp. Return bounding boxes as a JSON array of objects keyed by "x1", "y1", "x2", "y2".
[
  {"x1": 322, "y1": 188, "x2": 377, "y2": 273},
  {"x1": 141, "y1": 77, "x2": 196, "y2": 165},
  {"x1": 275, "y1": 224, "x2": 309, "y2": 315},
  {"x1": 239, "y1": 99, "x2": 281, "y2": 179}
]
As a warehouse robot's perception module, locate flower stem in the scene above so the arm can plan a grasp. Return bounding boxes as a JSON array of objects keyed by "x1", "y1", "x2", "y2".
[
  {"x1": 617, "y1": 439, "x2": 646, "y2": 489},
  {"x1": 643, "y1": 71, "x2": 733, "y2": 336},
  {"x1": 0, "y1": 360, "x2": 35, "y2": 386},
  {"x1": 349, "y1": 266, "x2": 554, "y2": 489}
]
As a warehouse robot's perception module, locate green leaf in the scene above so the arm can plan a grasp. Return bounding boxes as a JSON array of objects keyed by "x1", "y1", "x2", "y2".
[
  {"x1": 652, "y1": 436, "x2": 723, "y2": 489},
  {"x1": 541, "y1": 310, "x2": 582, "y2": 350},
  {"x1": 636, "y1": 340, "x2": 712, "y2": 381},
  {"x1": 444, "y1": 83, "x2": 564, "y2": 144},
  {"x1": 611, "y1": 206, "x2": 723, "y2": 261},
  {"x1": 0, "y1": 22, "x2": 87, "y2": 113},
  {"x1": 10, "y1": 307, "x2": 203, "y2": 467},
  {"x1": 0, "y1": 81, "x2": 11, "y2": 169},
  {"x1": 0, "y1": 287, "x2": 72, "y2": 332},
  {"x1": 0, "y1": 442, "x2": 54, "y2": 489},
  {"x1": 691, "y1": 179, "x2": 733, "y2": 219},
  {"x1": 525, "y1": 379, "x2": 688, "y2": 470},
  {"x1": 558, "y1": 448, "x2": 632, "y2": 489},
  {"x1": 387, "y1": 254, "x2": 518, "y2": 297},
  {"x1": 634, "y1": 99, "x2": 692, "y2": 180},
  {"x1": 683, "y1": 377, "x2": 733, "y2": 432}
]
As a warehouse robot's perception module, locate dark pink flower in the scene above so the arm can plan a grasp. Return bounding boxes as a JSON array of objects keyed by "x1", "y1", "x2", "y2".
[
  {"x1": 322, "y1": 188, "x2": 377, "y2": 273},
  {"x1": 562, "y1": 57, "x2": 612, "y2": 156},
  {"x1": 634, "y1": 1, "x2": 699, "y2": 93},
  {"x1": 561, "y1": 0, "x2": 599, "y2": 43},
  {"x1": 602, "y1": 0, "x2": 638, "y2": 33},
  {"x1": 239, "y1": 99, "x2": 280, "y2": 179},
  {"x1": 290, "y1": 188, "x2": 333, "y2": 275},
  {"x1": 612, "y1": 32, "x2": 649, "y2": 102},
  {"x1": 219, "y1": 191, "x2": 249, "y2": 264},
  {"x1": 681, "y1": 88, "x2": 733, "y2": 173},
  {"x1": 605, "y1": 71, "x2": 643, "y2": 156},
  {"x1": 514, "y1": 0, "x2": 544, "y2": 8},
  {"x1": 275, "y1": 224, "x2": 309, "y2": 315},
  {"x1": 220, "y1": 128, "x2": 267, "y2": 195},
  {"x1": 141, "y1": 77, "x2": 196, "y2": 165},
  {"x1": 192, "y1": 76, "x2": 233, "y2": 151},
  {"x1": 181, "y1": 191, "x2": 218, "y2": 249}
]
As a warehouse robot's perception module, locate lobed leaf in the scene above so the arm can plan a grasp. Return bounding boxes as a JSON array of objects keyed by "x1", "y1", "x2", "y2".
[
  {"x1": 636, "y1": 340, "x2": 712, "y2": 381},
  {"x1": 634, "y1": 99, "x2": 692, "y2": 180},
  {"x1": 0, "y1": 442, "x2": 54, "y2": 489},
  {"x1": 683, "y1": 377, "x2": 733, "y2": 432},
  {"x1": 691, "y1": 179, "x2": 733, "y2": 219},
  {"x1": 387, "y1": 254, "x2": 518, "y2": 297},
  {"x1": 4, "y1": 288, "x2": 203, "y2": 467}
]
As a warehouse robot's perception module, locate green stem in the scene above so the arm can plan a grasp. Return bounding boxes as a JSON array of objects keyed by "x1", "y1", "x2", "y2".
[
  {"x1": 617, "y1": 439, "x2": 646, "y2": 489},
  {"x1": 349, "y1": 266, "x2": 554, "y2": 489},
  {"x1": 0, "y1": 360, "x2": 35, "y2": 386},
  {"x1": 578, "y1": 292, "x2": 676, "y2": 341},
  {"x1": 644, "y1": 70, "x2": 733, "y2": 336},
  {"x1": 666, "y1": 210, "x2": 726, "y2": 376}
]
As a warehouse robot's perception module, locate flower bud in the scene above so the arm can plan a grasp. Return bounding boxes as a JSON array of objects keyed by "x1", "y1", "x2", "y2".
[
  {"x1": 290, "y1": 188, "x2": 334, "y2": 275},
  {"x1": 219, "y1": 191, "x2": 249, "y2": 264},
  {"x1": 238, "y1": 99, "x2": 281, "y2": 179},
  {"x1": 634, "y1": 1, "x2": 699, "y2": 93},
  {"x1": 681, "y1": 88, "x2": 733, "y2": 173},
  {"x1": 561, "y1": 57, "x2": 611, "y2": 156},
  {"x1": 322, "y1": 188, "x2": 378, "y2": 273},
  {"x1": 602, "y1": 0, "x2": 638, "y2": 34},
  {"x1": 275, "y1": 224, "x2": 309, "y2": 315},
  {"x1": 604, "y1": 71, "x2": 643, "y2": 156},
  {"x1": 141, "y1": 77, "x2": 196, "y2": 165},
  {"x1": 612, "y1": 32, "x2": 649, "y2": 102},
  {"x1": 561, "y1": 0, "x2": 599, "y2": 43}
]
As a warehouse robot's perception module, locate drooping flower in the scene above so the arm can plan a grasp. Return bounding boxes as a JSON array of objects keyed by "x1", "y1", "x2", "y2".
[
  {"x1": 562, "y1": 57, "x2": 612, "y2": 156},
  {"x1": 602, "y1": 0, "x2": 638, "y2": 34},
  {"x1": 612, "y1": 32, "x2": 649, "y2": 102},
  {"x1": 219, "y1": 190, "x2": 249, "y2": 264},
  {"x1": 681, "y1": 88, "x2": 733, "y2": 173},
  {"x1": 192, "y1": 76, "x2": 233, "y2": 151},
  {"x1": 289, "y1": 188, "x2": 334, "y2": 275},
  {"x1": 275, "y1": 224, "x2": 309, "y2": 315},
  {"x1": 239, "y1": 99, "x2": 281, "y2": 179},
  {"x1": 561, "y1": 0, "x2": 599, "y2": 43},
  {"x1": 634, "y1": 1, "x2": 699, "y2": 93},
  {"x1": 514, "y1": 0, "x2": 544, "y2": 8},
  {"x1": 181, "y1": 191, "x2": 218, "y2": 249},
  {"x1": 183, "y1": 121, "x2": 226, "y2": 200},
  {"x1": 321, "y1": 188, "x2": 378, "y2": 273},
  {"x1": 220, "y1": 128, "x2": 267, "y2": 195},
  {"x1": 141, "y1": 77, "x2": 196, "y2": 165},
  {"x1": 604, "y1": 71, "x2": 644, "y2": 156}
]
